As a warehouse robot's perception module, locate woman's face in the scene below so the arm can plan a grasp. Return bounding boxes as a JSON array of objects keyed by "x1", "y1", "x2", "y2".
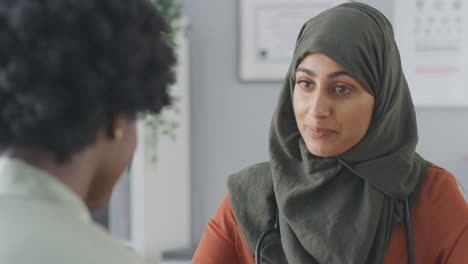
[{"x1": 293, "y1": 53, "x2": 375, "y2": 157}]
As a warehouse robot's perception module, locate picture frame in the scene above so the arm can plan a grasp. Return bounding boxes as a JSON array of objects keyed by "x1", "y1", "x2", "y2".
[{"x1": 238, "y1": 0, "x2": 349, "y2": 81}]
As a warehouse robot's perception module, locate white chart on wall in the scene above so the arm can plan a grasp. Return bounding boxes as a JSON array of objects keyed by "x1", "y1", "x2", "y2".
[
  {"x1": 394, "y1": 0, "x2": 468, "y2": 107},
  {"x1": 239, "y1": 0, "x2": 348, "y2": 81}
]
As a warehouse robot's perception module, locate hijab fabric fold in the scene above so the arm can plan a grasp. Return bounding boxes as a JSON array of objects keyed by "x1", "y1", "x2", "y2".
[{"x1": 228, "y1": 3, "x2": 430, "y2": 263}]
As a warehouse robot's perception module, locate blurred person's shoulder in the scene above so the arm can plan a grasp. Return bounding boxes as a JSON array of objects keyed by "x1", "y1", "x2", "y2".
[
  {"x1": 0, "y1": 169, "x2": 146, "y2": 264},
  {"x1": 0, "y1": 201, "x2": 146, "y2": 263}
]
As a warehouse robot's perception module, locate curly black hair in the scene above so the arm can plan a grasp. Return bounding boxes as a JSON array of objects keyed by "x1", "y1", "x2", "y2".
[{"x1": 0, "y1": 0, "x2": 176, "y2": 161}]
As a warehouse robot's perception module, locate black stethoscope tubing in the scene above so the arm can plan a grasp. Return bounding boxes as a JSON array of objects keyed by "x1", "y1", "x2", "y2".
[{"x1": 255, "y1": 198, "x2": 414, "y2": 264}]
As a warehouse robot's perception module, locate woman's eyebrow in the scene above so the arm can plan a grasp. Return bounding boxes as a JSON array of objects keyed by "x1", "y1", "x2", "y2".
[
  {"x1": 296, "y1": 68, "x2": 351, "y2": 79},
  {"x1": 296, "y1": 68, "x2": 316, "y2": 77},
  {"x1": 327, "y1": 71, "x2": 351, "y2": 79}
]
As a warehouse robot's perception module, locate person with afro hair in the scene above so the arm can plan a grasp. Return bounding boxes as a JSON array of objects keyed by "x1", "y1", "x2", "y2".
[{"x1": 0, "y1": 0, "x2": 175, "y2": 263}]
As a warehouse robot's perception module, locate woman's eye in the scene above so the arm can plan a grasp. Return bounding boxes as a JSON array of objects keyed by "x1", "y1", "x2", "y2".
[
  {"x1": 298, "y1": 80, "x2": 313, "y2": 89},
  {"x1": 335, "y1": 85, "x2": 353, "y2": 95}
]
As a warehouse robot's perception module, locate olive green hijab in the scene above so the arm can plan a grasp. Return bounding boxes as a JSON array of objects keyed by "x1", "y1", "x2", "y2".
[{"x1": 228, "y1": 2, "x2": 430, "y2": 264}]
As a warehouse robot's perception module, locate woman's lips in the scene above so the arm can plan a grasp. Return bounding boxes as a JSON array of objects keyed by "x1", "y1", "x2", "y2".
[{"x1": 305, "y1": 127, "x2": 337, "y2": 138}]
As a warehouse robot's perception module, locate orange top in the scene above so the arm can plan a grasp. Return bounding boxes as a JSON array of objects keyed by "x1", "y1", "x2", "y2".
[{"x1": 192, "y1": 165, "x2": 468, "y2": 264}]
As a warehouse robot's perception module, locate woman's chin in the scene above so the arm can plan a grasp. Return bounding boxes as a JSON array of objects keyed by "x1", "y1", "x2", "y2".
[{"x1": 306, "y1": 144, "x2": 344, "y2": 158}]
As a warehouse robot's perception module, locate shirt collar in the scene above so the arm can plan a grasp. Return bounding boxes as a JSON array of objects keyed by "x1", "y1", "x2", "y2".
[{"x1": 0, "y1": 156, "x2": 90, "y2": 220}]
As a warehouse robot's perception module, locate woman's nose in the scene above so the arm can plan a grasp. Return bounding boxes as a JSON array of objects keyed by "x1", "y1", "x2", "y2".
[{"x1": 308, "y1": 89, "x2": 332, "y2": 120}]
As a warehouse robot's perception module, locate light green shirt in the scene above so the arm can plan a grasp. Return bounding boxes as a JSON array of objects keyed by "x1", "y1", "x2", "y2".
[{"x1": 0, "y1": 157, "x2": 146, "y2": 264}]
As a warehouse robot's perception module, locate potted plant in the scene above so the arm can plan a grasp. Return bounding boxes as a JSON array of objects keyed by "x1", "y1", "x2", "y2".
[{"x1": 142, "y1": 0, "x2": 190, "y2": 161}]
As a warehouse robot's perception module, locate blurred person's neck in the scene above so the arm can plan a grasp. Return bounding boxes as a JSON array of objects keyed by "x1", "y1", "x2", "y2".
[{"x1": 4, "y1": 146, "x2": 99, "y2": 211}]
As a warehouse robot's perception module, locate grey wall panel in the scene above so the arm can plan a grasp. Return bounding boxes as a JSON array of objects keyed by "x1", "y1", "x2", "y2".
[
  {"x1": 416, "y1": 108, "x2": 468, "y2": 197},
  {"x1": 181, "y1": 0, "x2": 280, "y2": 243}
]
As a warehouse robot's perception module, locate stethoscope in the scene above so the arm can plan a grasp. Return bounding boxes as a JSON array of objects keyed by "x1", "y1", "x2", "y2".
[{"x1": 255, "y1": 198, "x2": 414, "y2": 264}]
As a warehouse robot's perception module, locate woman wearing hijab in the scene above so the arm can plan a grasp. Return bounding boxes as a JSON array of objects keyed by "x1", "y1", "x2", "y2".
[
  {"x1": 0, "y1": 0, "x2": 175, "y2": 263},
  {"x1": 192, "y1": 2, "x2": 468, "y2": 264}
]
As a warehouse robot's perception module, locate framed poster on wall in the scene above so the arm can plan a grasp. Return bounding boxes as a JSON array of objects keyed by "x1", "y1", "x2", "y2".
[
  {"x1": 394, "y1": 0, "x2": 468, "y2": 106},
  {"x1": 238, "y1": 0, "x2": 349, "y2": 81}
]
